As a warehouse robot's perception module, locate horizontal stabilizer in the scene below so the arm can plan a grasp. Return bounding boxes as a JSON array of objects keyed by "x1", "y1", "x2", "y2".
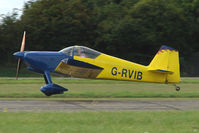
[{"x1": 148, "y1": 69, "x2": 173, "y2": 74}]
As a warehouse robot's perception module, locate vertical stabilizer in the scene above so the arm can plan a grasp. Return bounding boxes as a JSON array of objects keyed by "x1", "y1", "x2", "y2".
[{"x1": 148, "y1": 45, "x2": 180, "y2": 83}]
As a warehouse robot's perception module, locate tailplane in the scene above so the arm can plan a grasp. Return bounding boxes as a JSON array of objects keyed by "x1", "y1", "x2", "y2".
[{"x1": 148, "y1": 45, "x2": 180, "y2": 83}]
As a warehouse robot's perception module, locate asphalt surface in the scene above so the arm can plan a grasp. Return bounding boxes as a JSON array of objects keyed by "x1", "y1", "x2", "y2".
[{"x1": 1, "y1": 99, "x2": 199, "y2": 112}]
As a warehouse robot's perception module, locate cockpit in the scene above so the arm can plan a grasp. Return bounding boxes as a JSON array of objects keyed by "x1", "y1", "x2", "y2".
[{"x1": 59, "y1": 46, "x2": 101, "y2": 59}]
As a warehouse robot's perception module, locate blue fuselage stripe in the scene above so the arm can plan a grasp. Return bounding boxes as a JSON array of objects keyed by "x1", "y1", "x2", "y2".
[{"x1": 66, "y1": 59, "x2": 103, "y2": 70}]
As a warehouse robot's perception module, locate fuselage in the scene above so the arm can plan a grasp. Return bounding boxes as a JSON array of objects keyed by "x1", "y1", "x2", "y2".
[
  {"x1": 14, "y1": 46, "x2": 180, "y2": 84},
  {"x1": 55, "y1": 46, "x2": 179, "y2": 83},
  {"x1": 57, "y1": 53, "x2": 167, "y2": 83}
]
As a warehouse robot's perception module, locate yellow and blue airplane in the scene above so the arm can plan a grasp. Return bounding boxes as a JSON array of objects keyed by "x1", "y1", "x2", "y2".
[{"x1": 14, "y1": 32, "x2": 180, "y2": 96}]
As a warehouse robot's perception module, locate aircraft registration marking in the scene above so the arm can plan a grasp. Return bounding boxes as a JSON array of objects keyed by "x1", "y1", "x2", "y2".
[{"x1": 111, "y1": 67, "x2": 143, "y2": 80}]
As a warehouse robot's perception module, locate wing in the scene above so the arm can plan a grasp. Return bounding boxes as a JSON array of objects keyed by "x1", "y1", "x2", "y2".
[{"x1": 55, "y1": 58, "x2": 103, "y2": 78}]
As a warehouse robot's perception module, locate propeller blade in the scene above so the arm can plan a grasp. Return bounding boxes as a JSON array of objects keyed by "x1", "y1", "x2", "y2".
[
  {"x1": 16, "y1": 31, "x2": 26, "y2": 79},
  {"x1": 20, "y1": 31, "x2": 26, "y2": 52}
]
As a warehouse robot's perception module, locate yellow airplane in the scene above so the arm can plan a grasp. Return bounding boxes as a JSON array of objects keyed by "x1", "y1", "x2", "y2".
[{"x1": 14, "y1": 32, "x2": 180, "y2": 96}]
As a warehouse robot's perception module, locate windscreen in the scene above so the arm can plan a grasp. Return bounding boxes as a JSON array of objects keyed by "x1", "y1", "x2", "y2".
[
  {"x1": 74, "y1": 46, "x2": 101, "y2": 59},
  {"x1": 59, "y1": 46, "x2": 73, "y2": 56}
]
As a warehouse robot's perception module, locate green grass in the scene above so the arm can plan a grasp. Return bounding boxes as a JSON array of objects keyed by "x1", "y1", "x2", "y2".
[
  {"x1": 0, "y1": 77, "x2": 199, "y2": 98},
  {"x1": 0, "y1": 111, "x2": 199, "y2": 133}
]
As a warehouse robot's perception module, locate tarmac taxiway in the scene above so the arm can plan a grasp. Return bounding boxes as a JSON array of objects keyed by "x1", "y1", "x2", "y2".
[{"x1": 1, "y1": 99, "x2": 199, "y2": 112}]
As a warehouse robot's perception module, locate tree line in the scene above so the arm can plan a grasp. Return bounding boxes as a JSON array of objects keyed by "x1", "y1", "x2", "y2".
[{"x1": 0, "y1": 0, "x2": 199, "y2": 75}]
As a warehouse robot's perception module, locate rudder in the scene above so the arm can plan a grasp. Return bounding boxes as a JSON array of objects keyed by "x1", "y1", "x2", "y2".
[{"x1": 148, "y1": 45, "x2": 180, "y2": 83}]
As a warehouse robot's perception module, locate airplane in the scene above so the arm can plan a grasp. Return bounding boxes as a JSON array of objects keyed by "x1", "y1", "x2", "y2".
[{"x1": 13, "y1": 31, "x2": 180, "y2": 96}]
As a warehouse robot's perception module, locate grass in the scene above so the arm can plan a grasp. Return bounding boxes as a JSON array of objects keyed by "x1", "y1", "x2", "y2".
[
  {"x1": 0, "y1": 111, "x2": 199, "y2": 133},
  {"x1": 0, "y1": 77, "x2": 199, "y2": 98}
]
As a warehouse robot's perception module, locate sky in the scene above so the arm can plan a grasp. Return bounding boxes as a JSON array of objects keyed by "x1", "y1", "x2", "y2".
[{"x1": 0, "y1": 0, "x2": 29, "y2": 16}]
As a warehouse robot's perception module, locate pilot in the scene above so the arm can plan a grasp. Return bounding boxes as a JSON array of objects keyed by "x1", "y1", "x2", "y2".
[{"x1": 77, "y1": 47, "x2": 87, "y2": 57}]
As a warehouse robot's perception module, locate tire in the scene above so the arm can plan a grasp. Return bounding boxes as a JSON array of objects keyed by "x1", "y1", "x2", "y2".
[{"x1": 176, "y1": 86, "x2": 180, "y2": 91}]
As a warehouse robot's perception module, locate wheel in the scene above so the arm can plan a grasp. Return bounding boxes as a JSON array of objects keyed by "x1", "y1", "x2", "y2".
[{"x1": 176, "y1": 86, "x2": 180, "y2": 91}]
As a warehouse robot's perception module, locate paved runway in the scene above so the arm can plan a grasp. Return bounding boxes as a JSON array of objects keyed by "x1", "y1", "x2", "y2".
[{"x1": 1, "y1": 99, "x2": 199, "y2": 112}]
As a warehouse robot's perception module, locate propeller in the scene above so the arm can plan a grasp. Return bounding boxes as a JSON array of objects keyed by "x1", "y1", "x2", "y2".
[{"x1": 16, "y1": 31, "x2": 26, "y2": 79}]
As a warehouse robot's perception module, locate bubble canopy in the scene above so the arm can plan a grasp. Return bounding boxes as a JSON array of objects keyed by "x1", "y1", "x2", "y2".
[{"x1": 59, "y1": 46, "x2": 101, "y2": 59}]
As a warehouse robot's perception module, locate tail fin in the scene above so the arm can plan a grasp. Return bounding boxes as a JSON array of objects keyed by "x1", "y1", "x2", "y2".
[{"x1": 148, "y1": 45, "x2": 180, "y2": 83}]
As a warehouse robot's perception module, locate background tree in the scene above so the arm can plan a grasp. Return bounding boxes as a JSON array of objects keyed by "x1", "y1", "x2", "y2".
[{"x1": 0, "y1": 0, "x2": 199, "y2": 75}]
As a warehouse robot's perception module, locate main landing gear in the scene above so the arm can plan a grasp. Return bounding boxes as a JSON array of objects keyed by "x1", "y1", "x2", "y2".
[{"x1": 173, "y1": 84, "x2": 180, "y2": 91}]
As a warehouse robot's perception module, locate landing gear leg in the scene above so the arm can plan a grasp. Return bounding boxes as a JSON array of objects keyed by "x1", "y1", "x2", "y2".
[{"x1": 173, "y1": 84, "x2": 180, "y2": 91}]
